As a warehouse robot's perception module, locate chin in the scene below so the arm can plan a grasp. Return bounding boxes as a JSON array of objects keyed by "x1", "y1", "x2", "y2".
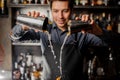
[{"x1": 57, "y1": 23, "x2": 65, "y2": 27}]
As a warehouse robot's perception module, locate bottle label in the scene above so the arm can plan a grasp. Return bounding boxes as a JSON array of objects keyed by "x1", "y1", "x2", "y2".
[{"x1": 118, "y1": 23, "x2": 120, "y2": 33}]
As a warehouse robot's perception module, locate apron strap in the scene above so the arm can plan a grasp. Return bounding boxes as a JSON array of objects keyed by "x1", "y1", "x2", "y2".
[{"x1": 75, "y1": 33, "x2": 78, "y2": 48}]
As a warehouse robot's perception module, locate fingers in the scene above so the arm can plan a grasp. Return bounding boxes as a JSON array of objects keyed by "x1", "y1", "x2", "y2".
[
  {"x1": 81, "y1": 14, "x2": 89, "y2": 22},
  {"x1": 75, "y1": 14, "x2": 94, "y2": 25},
  {"x1": 26, "y1": 11, "x2": 45, "y2": 18},
  {"x1": 26, "y1": 11, "x2": 31, "y2": 16},
  {"x1": 27, "y1": 11, "x2": 40, "y2": 18}
]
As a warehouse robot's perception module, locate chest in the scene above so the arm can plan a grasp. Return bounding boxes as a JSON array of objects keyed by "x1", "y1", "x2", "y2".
[{"x1": 44, "y1": 43, "x2": 83, "y2": 80}]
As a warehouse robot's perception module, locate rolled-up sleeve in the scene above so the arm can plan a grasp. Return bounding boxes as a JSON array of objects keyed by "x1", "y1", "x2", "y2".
[
  {"x1": 9, "y1": 24, "x2": 25, "y2": 41},
  {"x1": 9, "y1": 24, "x2": 41, "y2": 41}
]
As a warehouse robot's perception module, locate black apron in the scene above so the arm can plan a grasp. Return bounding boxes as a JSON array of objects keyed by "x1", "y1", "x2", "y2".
[{"x1": 44, "y1": 43, "x2": 84, "y2": 80}]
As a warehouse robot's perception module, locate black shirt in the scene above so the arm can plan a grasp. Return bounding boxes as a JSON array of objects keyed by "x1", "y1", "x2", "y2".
[{"x1": 11, "y1": 23, "x2": 106, "y2": 80}]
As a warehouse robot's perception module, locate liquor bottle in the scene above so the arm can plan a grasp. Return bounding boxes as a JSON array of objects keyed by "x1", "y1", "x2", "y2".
[
  {"x1": 75, "y1": 0, "x2": 79, "y2": 5},
  {"x1": 23, "y1": 0, "x2": 28, "y2": 4},
  {"x1": 28, "y1": 0, "x2": 32, "y2": 4},
  {"x1": 13, "y1": 0, "x2": 19, "y2": 4},
  {"x1": 118, "y1": 0, "x2": 120, "y2": 6},
  {"x1": 19, "y1": 0, "x2": 24, "y2": 4},
  {"x1": 101, "y1": 12, "x2": 106, "y2": 21},
  {"x1": 0, "y1": 0, "x2": 8, "y2": 15},
  {"x1": 34, "y1": 0, "x2": 41, "y2": 4},
  {"x1": 96, "y1": 0, "x2": 103, "y2": 6},
  {"x1": 88, "y1": 55, "x2": 98, "y2": 80},
  {"x1": 0, "y1": 0, "x2": 4, "y2": 14},
  {"x1": 106, "y1": 14, "x2": 112, "y2": 31},
  {"x1": 88, "y1": 60, "x2": 92, "y2": 79},
  {"x1": 19, "y1": 0, "x2": 27, "y2": 4},
  {"x1": 26, "y1": 53, "x2": 33, "y2": 67},
  {"x1": 99, "y1": 12, "x2": 108, "y2": 30},
  {"x1": 25, "y1": 68, "x2": 31, "y2": 80},
  {"x1": 80, "y1": 0, "x2": 89, "y2": 6},
  {"x1": 94, "y1": 15, "x2": 100, "y2": 25},
  {"x1": 38, "y1": 63, "x2": 43, "y2": 71},
  {"x1": 20, "y1": 54, "x2": 26, "y2": 80},
  {"x1": 41, "y1": 0, "x2": 45, "y2": 4},
  {"x1": 104, "y1": 0, "x2": 108, "y2": 6},
  {"x1": 19, "y1": 66, "x2": 25, "y2": 80},
  {"x1": 18, "y1": 53, "x2": 24, "y2": 66},
  {"x1": 106, "y1": 47, "x2": 117, "y2": 79},
  {"x1": 13, "y1": 62, "x2": 21, "y2": 80},
  {"x1": 117, "y1": 15, "x2": 120, "y2": 33},
  {"x1": 31, "y1": 64, "x2": 41, "y2": 80},
  {"x1": 90, "y1": 0, "x2": 97, "y2": 6}
]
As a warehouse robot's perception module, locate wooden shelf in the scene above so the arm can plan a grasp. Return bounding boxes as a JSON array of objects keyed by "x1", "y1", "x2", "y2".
[
  {"x1": 12, "y1": 42, "x2": 41, "y2": 46},
  {"x1": 73, "y1": 5, "x2": 120, "y2": 9},
  {"x1": 0, "y1": 15, "x2": 8, "y2": 18},
  {"x1": 8, "y1": 3, "x2": 49, "y2": 8},
  {"x1": 8, "y1": 3, "x2": 120, "y2": 10}
]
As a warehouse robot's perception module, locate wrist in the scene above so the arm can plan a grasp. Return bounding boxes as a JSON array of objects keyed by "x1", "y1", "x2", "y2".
[{"x1": 21, "y1": 24, "x2": 30, "y2": 31}]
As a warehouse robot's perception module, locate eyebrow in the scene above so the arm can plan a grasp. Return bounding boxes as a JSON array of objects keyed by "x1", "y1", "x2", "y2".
[{"x1": 52, "y1": 8, "x2": 70, "y2": 11}]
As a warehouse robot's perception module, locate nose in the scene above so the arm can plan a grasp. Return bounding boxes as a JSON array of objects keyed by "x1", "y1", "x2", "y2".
[{"x1": 58, "y1": 11, "x2": 63, "y2": 18}]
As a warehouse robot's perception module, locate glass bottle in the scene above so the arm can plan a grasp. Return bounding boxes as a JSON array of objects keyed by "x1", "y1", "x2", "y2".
[
  {"x1": 0, "y1": 0, "x2": 7, "y2": 15},
  {"x1": 26, "y1": 53, "x2": 32, "y2": 67},
  {"x1": 104, "y1": 0, "x2": 108, "y2": 6},
  {"x1": 96, "y1": 0, "x2": 103, "y2": 6},
  {"x1": 32, "y1": 64, "x2": 41, "y2": 80},
  {"x1": 117, "y1": 15, "x2": 120, "y2": 33},
  {"x1": 80, "y1": 0, "x2": 89, "y2": 6},
  {"x1": 106, "y1": 14, "x2": 112, "y2": 31},
  {"x1": 118, "y1": 0, "x2": 120, "y2": 6},
  {"x1": 13, "y1": 62, "x2": 21, "y2": 80},
  {"x1": 106, "y1": 47, "x2": 117, "y2": 79},
  {"x1": 99, "y1": 12, "x2": 108, "y2": 29},
  {"x1": 13, "y1": 0, "x2": 19, "y2": 4},
  {"x1": 91, "y1": 0, "x2": 98, "y2": 6},
  {"x1": 27, "y1": 0, "x2": 32, "y2": 4}
]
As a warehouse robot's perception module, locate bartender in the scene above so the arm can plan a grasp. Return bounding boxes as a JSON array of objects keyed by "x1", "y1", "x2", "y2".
[{"x1": 10, "y1": 0, "x2": 107, "y2": 80}]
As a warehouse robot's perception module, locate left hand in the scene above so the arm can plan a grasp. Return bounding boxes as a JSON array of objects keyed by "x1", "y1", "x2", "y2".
[{"x1": 75, "y1": 14, "x2": 94, "y2": 25}]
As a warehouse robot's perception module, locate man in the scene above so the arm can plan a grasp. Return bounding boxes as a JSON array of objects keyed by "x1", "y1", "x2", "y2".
[{"x1": 10, "y1": 0, "x2": 107, "y2": 80}]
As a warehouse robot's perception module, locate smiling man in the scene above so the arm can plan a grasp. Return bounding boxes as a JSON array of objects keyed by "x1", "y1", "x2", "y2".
[
  {"x1": 10, "y1": 0, "x2": 107, "y2": 80},
  {"x1": 51, "y1": 0, "x2": 71, "y2": 31}
]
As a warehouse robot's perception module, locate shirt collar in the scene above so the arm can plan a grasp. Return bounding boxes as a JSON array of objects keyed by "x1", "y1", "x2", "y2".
[
  {"x1": 52, "y1": 22, "x2": 68, "y2": 35},
  {"x1": 52, "y1": 22, "x2": 57, "y2": 29}
]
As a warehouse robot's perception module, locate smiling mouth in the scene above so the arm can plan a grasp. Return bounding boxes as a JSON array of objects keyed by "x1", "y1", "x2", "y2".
[
  {"x1": 58, "y1": 20, "x2": 65, "y2": 24},
  {"x1": 58, "y1": 22, "x2": 64, "y2": 24}
]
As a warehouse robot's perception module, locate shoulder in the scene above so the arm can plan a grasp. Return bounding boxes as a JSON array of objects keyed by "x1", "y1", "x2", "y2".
[
  {"x1": 77, "y1": 32, "x2": 97, "y2": 37},
  {"x1": 77, "y1": 32, "x2": 102, "y2": 41}
]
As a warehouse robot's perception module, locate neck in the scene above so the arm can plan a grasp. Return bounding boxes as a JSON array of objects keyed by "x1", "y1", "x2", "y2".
[{"x1": 58, "y1": 25, "x2": 68, "y2": 31}]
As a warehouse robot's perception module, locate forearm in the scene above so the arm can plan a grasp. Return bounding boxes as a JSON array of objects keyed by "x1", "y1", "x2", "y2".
[
  {"x1": 9, "y1": 24, "x2": 25, "y2": 41},
  {"x1": 9, "y1": 24, "x2": 40, "y2": 41}
]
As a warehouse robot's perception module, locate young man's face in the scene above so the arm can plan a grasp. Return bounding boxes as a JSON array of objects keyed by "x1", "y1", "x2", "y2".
[{"x1": 51, "y1": 1, "x2": 71, "y2": 30}]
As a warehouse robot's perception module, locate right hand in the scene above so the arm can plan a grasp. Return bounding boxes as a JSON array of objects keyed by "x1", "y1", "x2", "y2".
[
  {"x1": 26, "y1": 11, "x2": 46, "y2": 18},
  {"x1": 21, "y1": 11, "x2": 45, "y2": 32},
  {"x1": 26, "y1": 11, "x2": 40, "y2": 18}
]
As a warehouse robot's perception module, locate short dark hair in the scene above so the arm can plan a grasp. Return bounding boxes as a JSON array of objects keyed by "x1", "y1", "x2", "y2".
[{"x1": 49, "y1": 0, "x2": 74, "y2": 10}]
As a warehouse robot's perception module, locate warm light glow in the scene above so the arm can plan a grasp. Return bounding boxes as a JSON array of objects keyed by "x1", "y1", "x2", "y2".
[{"x1": 0, "y1": 70, "x2": 12, "y2": 80}]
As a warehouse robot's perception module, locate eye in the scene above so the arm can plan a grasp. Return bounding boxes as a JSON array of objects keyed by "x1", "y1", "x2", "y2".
[
  {"x1": 63, "y1": 9, "x2": 69, "y2": 13},
  {"x1": 52, "y1": 10, "x2": 58, "y2": 13}
]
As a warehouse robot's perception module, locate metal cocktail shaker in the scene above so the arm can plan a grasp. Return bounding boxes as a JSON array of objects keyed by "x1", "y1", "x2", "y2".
[
  {"x1": 16, "y1": 15, "x2": 48, "y2": 31},
  {"x1": 67, "y1": 20, "x2": 92, "y2": 33}
]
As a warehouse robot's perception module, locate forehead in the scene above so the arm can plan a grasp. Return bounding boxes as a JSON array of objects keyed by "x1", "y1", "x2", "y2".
[{"x1": 52, "y1": 1, "x2": 69, "y2": 9}]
